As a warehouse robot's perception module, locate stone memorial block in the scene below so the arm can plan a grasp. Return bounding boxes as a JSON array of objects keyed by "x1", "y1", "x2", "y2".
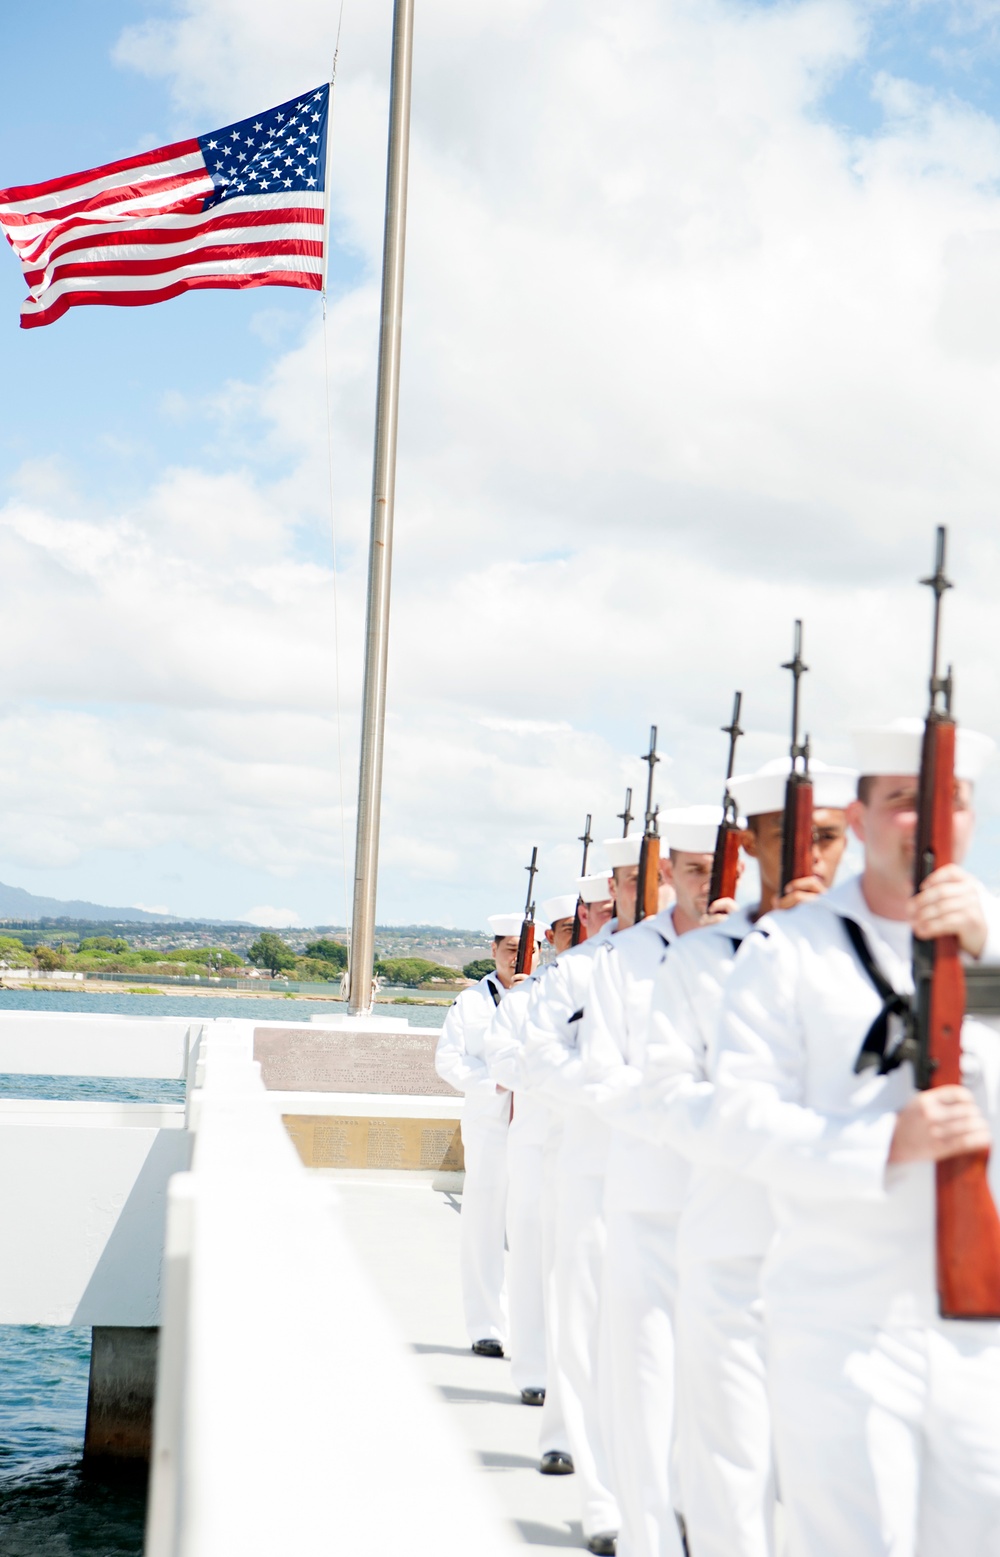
[
  {"x1": 284, "y1": 1114, "x2": 464, "y2": 1172},
  {"x1": 254, "y1": 1025, "x2": 459, "y2": 1097}
]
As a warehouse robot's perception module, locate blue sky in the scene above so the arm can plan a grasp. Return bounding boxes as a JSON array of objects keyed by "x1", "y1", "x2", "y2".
[
  {"x1": 819, "y1": 2, "x2": 1000, "y2": 132},
  {"x1": 3, "y1": 0, "x2": 1000, "y2": 929}
]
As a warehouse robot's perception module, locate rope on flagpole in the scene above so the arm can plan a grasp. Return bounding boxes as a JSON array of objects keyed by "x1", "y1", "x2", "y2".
[{"x1": 321, "y1": 0, "x2": 353, "y2": 959}]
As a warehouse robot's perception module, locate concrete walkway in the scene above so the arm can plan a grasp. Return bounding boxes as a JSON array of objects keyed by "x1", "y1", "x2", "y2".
[{"x1": 334, "y1": 1173, "x2": 583, "y2": 1550}]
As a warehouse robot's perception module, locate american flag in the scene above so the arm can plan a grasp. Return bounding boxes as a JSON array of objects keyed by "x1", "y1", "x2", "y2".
[{"x1": 0, "y1": 85, "x2": 329, "y2": 329}]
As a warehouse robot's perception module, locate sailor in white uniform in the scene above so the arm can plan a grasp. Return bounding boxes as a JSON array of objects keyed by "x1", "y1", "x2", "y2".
[
  {"x1": 580, "y1": 806, "x2": 736, "y2": 1557},
  {"x1": 520, "y1": 874, "x2": 615, "y2": 1492},
  {"x1": 484, "y1": 893, "x2": 577, "y2": 1426},
  {"x1": 435, "y1": 913, "x2": 525, "y2": 1357},
  {"x1": 713, "y1": 719, "x2": 1000, "y2": 1557},
  {"x1": 640, "y1": 760, "x2": 855, "y2": 1557},
  {"x1": 522, "y1": 840, "x2": 669, "y2": 1554}
]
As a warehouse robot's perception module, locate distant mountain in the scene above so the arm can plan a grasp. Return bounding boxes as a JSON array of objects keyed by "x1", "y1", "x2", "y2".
[{"x1": 0, "y1": 880, "x2": 179, "y2": 925}]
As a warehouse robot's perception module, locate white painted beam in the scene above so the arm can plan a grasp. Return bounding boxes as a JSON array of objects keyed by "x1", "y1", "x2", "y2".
[
  {"x1": 0, "y1": 1012, "x2": 198, "y2": 1078},
  {"x1": 0, "y1": 1101, "x2": 188, "y2": 1324}
]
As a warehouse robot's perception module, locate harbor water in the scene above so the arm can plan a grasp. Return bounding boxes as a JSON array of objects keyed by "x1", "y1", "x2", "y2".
[{"x1": 0, "y1": 987, "x2": 446, "y2": 1554}]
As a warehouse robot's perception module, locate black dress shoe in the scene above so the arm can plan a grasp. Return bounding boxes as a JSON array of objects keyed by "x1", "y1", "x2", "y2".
[
  {"x1": 520, "y1": 1386, "x2": 545, "y2": 1406},
  {"x1": 584, "y1": 1536, "x2": 617, "y2": 1556},
  {"x1": 471, "y1": 1338, "x2": 504, "y2": 1358},
  {"x1": 539, "y1": 1450, "x2": 574, "y2": 1475}
]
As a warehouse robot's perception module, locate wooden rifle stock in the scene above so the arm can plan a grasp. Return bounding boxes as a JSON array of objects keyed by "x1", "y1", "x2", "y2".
[
  {"x1": 635, "y1": 833, "x2": 661, "y2": 924},
  {"x1": 634, "y1": 729, "x2": 661, "y2": 925},
  {"x1": 571, "y1": 814, "x2": 592, "y2": 946},
  {"x1": 916, "y1": 717, "x2": 1000, "y2": 1317},
  {"x1": 515, "y1": 918, "x2": 535, "y2": 977},
  {"x1": 780, "y1": 774, "x2": 813, "y2": 893},
  {"x1": 570, "y1": 904, "x2": 584, "y2": 946},
  {"x1": 709, "y1": 691, "x2": 744, "y2": 907},
  {"x1": 515, "y1": 845, "x2": 538, "y2": 977},
  {"x1": 780, "y1": 625, "x2": 813, "y2": 893},
  {"x1": 709, "y1": 822, "x2": 741, "y2": 905}
]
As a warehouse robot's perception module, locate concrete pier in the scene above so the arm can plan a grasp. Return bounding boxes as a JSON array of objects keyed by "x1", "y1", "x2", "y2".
[{"x1": 83, "y1": 1326, "x2": 158, "y2": 1470}]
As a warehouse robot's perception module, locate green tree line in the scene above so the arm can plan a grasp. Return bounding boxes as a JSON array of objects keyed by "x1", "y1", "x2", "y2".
[{"x1": 0, "y1": 932, "x2": 352, "y2": 982}]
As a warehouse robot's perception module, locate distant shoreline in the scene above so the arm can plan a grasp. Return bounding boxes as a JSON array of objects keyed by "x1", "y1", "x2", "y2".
[{"x1": 0, "y1": 979, "x2": 455, "y2": 1007}]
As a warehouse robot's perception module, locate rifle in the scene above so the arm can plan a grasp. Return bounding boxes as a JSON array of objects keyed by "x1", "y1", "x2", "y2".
[
  {"x1": 780, "y1": 620, "x2": 814, "y2": 893},
  {"x1": 709, "y1": 691, "x2": 744, "y2": 907},
  {"x1": 617, "y1": 788, "x2": 634, "y2": 837},
  {"x1": 571, "y1": 814, "x2": 593, "y2": 947},
  {"x1": 515, "y1": 846, "x2": 539, "y2": 976},
  {"x1": 634, "y1": 727, "x2": 661, "y2": 925},
  {"x1": 912, "y1": 526, "x2": 1000, "y2": 1318}
]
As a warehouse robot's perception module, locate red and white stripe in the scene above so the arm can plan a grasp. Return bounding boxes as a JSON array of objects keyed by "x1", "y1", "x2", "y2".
[{"x1": 0, "y1": 138, "x2": 324, "y2": 329}]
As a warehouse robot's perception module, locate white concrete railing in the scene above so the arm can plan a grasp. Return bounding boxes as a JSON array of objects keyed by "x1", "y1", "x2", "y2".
[
  {"x1": 0, "y1": 1009, "x2": 197, "y2": 1077},
  {"x1": 146, "y1": 1021, "x2": 516, "y2": 1557},
  {"x1": 0, "y1": 1013, "x2": 199, "y2": 1324}
]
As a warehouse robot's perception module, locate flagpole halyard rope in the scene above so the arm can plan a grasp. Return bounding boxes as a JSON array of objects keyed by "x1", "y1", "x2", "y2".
[{"x1": 321, "y1": 0, "x2": 353, "y2": 966}]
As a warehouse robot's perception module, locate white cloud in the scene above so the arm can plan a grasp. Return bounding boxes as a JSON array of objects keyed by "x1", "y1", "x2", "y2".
[{"x1": 8, "y1": 0, "x2": 1000, "y2": 921}]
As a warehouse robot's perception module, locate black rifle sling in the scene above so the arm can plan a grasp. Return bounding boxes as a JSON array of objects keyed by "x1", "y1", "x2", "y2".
[{"x1": 841, "y1": 917, "x2": 913, "y2": 1076}]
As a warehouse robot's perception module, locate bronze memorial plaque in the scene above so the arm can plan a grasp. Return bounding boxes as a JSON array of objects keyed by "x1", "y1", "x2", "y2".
[
  {"x1": 284, "y1": 1115, "x2": 465, "y2": 1172},
  {"x1": 253, "y1": 1025, "x2": 459, "y2": 1097}
]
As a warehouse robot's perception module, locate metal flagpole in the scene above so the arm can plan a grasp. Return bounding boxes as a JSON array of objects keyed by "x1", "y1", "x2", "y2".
[{"x1": 348, "y1": 0, "x2": 415, "y2": 1013}]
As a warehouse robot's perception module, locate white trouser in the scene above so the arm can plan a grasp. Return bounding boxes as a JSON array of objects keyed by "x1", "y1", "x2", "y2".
[
  {"x1": 674, "y1": 1256, "x2": 774, "y2": 1557},
  {"x1": 506, "y1": 1131, "x2": 546, "y2": 1392},
  {"x1": 555, "y1": 1169, "x2": 620, "y2": 1539},
  {"x1": 537, "y1": 1126, "x2": 568, "y2": 1456},
  {"x1": 768, "y1": 1317, "x2": 1000, "y2": 1557},
  {"x1": 600, "y1": 1206, "x2": 684, "y2": 1557},
  {"x1": 459, "y1": 1115, "x2": 509, "y2": 1345}
]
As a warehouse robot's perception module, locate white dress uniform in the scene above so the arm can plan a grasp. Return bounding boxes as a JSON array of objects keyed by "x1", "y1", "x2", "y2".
[
  {"x1": 435, "y1": 971, "x2": 511, "y2": 1347},
  {"x1": 580, "y1": 909, "x2": 687, "y2": 1557},
  {"x1": 484, "y1": 973, "x2": 561, "y2": 1427},
  {"x1": 522, "y1": 922, "x2": 621, "y2": 1542},
  {"x1": 640, "y1": 907, "x2": 776, "y2": 1557},
  {"x1": 714, "y1": 874, "x2": 1000, "y2": 1557}
]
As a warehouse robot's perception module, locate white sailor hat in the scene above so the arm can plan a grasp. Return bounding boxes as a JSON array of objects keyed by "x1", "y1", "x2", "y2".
[
  {"x1": 659, "y1": 805, "x2": 722, "y2": 854},
  {"x1": 852, "y1": 718, "x2": 995, "y2": 782},
  {"x1": 602, "y1": 835, "x2": 644, "y2": 868},
  {"x1": 576, "y1": 871, "x2": 614, "y2": 903},
  {"x1": 541, "y1": 893, "x2": 579, "y2": 925},
  {"x1": 727, "y1": 757, "x2": 858, "y2": 819},
  {"x1": 488, "y1": 913, "x2": 523, "y2": 938}
]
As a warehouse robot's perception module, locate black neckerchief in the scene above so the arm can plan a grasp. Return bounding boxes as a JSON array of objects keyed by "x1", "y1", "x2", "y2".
[{"x1": 841, "y1": 916, "x2": 915, "y2": 1076}]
